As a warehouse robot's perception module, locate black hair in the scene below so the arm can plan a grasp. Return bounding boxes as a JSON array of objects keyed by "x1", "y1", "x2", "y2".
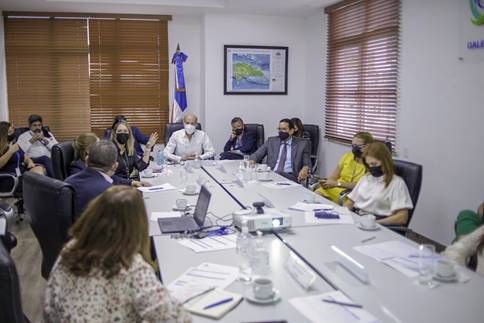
[
  {"x1": 231, "y1": 117, "x2": 244, "y2": 125},
  {"x1": 112, "y1": 115, "x2": 127, "y2": 129},
  {"x1": 28, "y1": 114, "x2": 42, "y2": 125},
  {"x1": 279, "y1": 118, "x2": 294, "y2": 129},
  {"x1": 291, "y1": 117, "x2": 304, "y2": 137}
]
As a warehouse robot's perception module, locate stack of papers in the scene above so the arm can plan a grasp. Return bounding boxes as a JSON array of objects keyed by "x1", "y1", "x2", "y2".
[
  {"x1": 289, "y1": 202, "x2": 334, "y2": 212},
  {"x1": 354, "y1": 240, "x2": 426, "y2": 277},
  {"x1": 137, "y1": 182, "x2": 177, "y2": 193},
  {"x1": 177, "y1": 234, "x2": 237, "y2": 253},
  {"x1": 263, "y1": 181, "x2": 300, "y2": 189},
  {"x1": 289, "y1": 290, "x2": 378, "y2": 323},
  {"x1": 168, "y1": 263, "x2": 239, "y2": 304}
]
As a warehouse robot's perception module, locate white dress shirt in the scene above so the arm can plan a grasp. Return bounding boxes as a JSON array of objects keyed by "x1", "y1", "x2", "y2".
[
  {"x1": 17, "y1": 130, "x2": 58, "y2": 158},
  {"x1": 348, "y1": 174, "x2": 413, "y2": 216},
  {"x1": 163, "y1": 129, "x2": 215, "y2": 162},
  {"x1": 273, "y1": 137, "x2": 293, "y2": 173}
]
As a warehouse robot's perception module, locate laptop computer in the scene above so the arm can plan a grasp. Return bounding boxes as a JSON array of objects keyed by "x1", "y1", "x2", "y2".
[{"x1": 158, "y1": 185, "x2": 212, "y2": 234}]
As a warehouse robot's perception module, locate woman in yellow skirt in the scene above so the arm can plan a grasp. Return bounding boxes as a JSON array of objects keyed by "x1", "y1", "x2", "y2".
[{"x1": 316, "y1": 132, "x2": 373, "y2": 203}]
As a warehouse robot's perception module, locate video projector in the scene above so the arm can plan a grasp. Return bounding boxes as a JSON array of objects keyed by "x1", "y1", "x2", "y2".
[{"x1": 233, "y1": 202, "x2": 292, "y2": 232}]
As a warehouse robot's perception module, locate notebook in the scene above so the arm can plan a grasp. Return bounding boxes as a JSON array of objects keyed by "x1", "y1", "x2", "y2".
[{"x1": 185, "y1": 289, "x2": 243, "y2": 319}]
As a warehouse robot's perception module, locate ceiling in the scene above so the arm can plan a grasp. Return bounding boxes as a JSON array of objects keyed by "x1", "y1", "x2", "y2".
[{"x1": 0, "y1": 0, "x2": 337, "y2": 17}]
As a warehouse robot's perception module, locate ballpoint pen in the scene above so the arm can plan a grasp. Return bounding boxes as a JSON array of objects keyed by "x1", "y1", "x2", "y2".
[
  {"x1": 203, "y1": 297, "x2": 234, "y2": 310},
  {"x1": 322, "y1": 299, "x2": 363, "y2": 308},
  {"x1": 181, "y1": 286, "x2": 216, "y2": 305},
  {"x1": 361, "y1": 236, "x2": 376, "y2": 243}
]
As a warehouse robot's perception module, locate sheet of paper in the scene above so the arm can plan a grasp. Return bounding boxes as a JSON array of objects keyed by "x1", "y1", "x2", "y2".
[
  {"x1": 150, "y1": 211, "x2": 181, "y2": 222},
  {"x1": 289, "y1": 290, "x2": 379, "y2": 323},
  {"x1": 354, "y1": 240, "x2": 423, "y2": 277},
  {"x1": 168, "y1": 263, "x2": 239, "y2": 303},
  {"x1": 289, "y1": 202, "x2": 334, "y2": 211},
  {"x1": 177, "y1": 234, "x2": 237, "y2": 253},
  {"x1": 304, "y1": 211, "x2": 354, "y2": 225},
  {"x1": 137, "y1": 182, "x2": 177, "y2": 193},
  {"x1": 262, "y1": 180, "x2": 300, "y2": 189}
]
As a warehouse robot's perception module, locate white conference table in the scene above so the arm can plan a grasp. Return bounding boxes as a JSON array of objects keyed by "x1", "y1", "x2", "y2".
[{"x1": 203, "y1": 160, "x2": 484, "y2": 323}]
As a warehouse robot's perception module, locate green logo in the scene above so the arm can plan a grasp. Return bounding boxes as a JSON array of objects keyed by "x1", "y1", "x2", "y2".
[{"x1": 470, "y1": 0, "x2": 484, "y2": 25}]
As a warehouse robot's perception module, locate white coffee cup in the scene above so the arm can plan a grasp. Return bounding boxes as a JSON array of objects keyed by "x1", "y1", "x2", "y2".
[
  {"x1": 143, "y1": 168, "x2": 153, "y2": 177},
  {"x1": 434, "y1": 259, "x2": 456, "y2": 277},
  {"x1": 253, "y1": 278, "x2": 274, "y2": 300},
  {"x1": 305, "y1": 193, "x2": 317, "y2": 203},
  {"x1": 360, "y1": 214, "x2": 376, "y2": 228},
  {"x1": 185, "y1": 184, "x2": 198, "y2": 194},
  {"x1": 259, "y1": 171, "x2": 270, "y2": 180},
  {"x1": 175, "y1": 198, "x2": 188, "y2": 210}
]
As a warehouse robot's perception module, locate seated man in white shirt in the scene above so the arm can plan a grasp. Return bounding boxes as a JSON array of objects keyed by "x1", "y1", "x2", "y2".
[
  {"x1": 17, "y1": 114, "x2": 57, "y2": 177},
  {"x1": 163, "y1": 113, "x2": 215, "y2": 162}
]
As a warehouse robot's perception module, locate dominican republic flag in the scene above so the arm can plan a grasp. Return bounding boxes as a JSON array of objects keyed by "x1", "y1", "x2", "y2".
[{"x1": 171, "y1": 46, "x2": 188, "y2": 122}]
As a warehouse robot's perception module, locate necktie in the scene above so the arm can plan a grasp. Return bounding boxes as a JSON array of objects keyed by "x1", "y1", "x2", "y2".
[{"x1": 276, "y1": 142, "x2": 288, "y2": 173}]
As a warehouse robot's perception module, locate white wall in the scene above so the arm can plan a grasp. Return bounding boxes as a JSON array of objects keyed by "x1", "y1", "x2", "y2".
[
  {"x1": 0, "y1": 15, "x2": 8, "y2": 121},
  {"x1": 313, "y1": 0, "x2": 484, "y2": 244},
  {"x1": 202, "y1": 14, "x2": 307, "y2": 152}
]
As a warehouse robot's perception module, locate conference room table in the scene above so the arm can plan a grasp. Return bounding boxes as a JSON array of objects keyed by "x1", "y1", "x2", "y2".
[{"x1": 142, "y1": 160, "x2": 484, "y2": 323}]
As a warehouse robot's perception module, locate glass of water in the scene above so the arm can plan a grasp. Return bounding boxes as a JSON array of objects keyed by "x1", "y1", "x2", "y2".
[{"x1": 418, "y1": 244, "x2": 438, "y2": 288}]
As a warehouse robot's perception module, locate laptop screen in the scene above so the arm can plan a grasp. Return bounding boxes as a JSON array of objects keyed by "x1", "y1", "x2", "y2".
[{"x1": 193, "y1": 185, "x2": 211, "y2": 226}]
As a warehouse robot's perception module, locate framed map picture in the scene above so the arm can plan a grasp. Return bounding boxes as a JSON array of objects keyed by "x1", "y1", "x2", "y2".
[{"x1": 224, "y1": 45, "x2": 288, "y2": 95}]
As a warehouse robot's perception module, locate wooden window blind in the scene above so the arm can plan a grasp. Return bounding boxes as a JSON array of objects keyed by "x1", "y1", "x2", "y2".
[
  {"x1": 89, "y1": 19, "x2": 169, "y2": 140},
  {"x1": 325, "y1": 0, "x2": 400, "y2": 147},
  {"x1": 5, "y1": 18, "x2": 90, "y2": 141}
]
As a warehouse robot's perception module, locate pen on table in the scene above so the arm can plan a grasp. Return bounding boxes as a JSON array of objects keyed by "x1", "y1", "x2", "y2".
[
  {"x1": 322, "y1": 299, "x2": 363, "y2": 308},
  {"x1": 408, "y1": 254, "x2": 440, "y2": 259},
  {"x1": 148, "y1": 186, "x2": 163, "y2": 191},
  {"x1": 361, "y1": 236, "x2": 376, "y2": 243},
  {"x1": 181, "y1": 286, "x2": 216, "y2": 305},
  {"x1": 276, "y1": 182, "x2": 291, "y2": 186},
  {"x1": 203, "y1": 297, "x2": 234, "y2": 310}
]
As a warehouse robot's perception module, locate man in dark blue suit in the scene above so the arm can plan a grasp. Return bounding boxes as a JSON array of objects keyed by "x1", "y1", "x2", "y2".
[
  {"x1": 220, "y1": 117, "x2": 257, "y2": 160},
  {"x1": 65, "y1": 141, "x2": 118, "y2": 217}
]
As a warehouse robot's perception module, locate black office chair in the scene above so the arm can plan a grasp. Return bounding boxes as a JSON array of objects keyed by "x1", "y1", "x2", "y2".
[
  {"x1": 51, "y1": 141, "x2": 75, "y2": 181},
  {"x1": 244, "y1": 123, "x2": 265, "y2": 149},
  {"x1": 164, "y1": 122, "x2": 202, "y2": 144},
  {"x1": 386, "y1": 159, "x2": 423, "y2": 234},
  {"x1": 23, "y1": 172, "x2": 75, "y2": 279},
  {"x1": 302, "y1": 124, "x2": 320, "y2": 173},
  {"x1": 0, "y1": 217, "x2": 30, "y2": 323}
]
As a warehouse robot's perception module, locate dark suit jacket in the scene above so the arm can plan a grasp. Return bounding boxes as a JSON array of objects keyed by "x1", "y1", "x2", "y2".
[
  {"x1": 68, "y1": 159, "x2": 131, "y2": 186},
  {"x1": 223, "y1": 129, "x2": 257, "y2": 155},
  {"x1": 250, "y1": 136, "x2": 311, "y2": 174},
  {"x1": 65, "y1": 167, "x2": 112, "y2": 216}
]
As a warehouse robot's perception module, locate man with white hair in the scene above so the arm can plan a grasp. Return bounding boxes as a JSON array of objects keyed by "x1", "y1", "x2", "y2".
[{"x1": 163, "y1": 114, "x2": 215, "y2": 162}]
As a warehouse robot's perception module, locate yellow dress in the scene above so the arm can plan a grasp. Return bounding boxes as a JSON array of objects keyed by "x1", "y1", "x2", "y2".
[{"x1": 316, "y1": 152, "x2": 366, "y2": 204}]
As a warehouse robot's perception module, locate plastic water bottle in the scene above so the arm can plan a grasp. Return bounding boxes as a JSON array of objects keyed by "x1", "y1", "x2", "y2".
[
  {"x1": 236, "y1": 220, "x2": 253, "y2": 283},
  {"x1": 250, "y1": 231, "x2": 270, "y2": 276},
  {"x1": 155, "y1": 146, "x2": 165, "y2": 166}
]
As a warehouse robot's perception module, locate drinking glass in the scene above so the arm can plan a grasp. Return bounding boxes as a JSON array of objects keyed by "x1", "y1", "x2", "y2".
[{"x1": 418, "y1": 244, "x2": 438, "y2": 287}]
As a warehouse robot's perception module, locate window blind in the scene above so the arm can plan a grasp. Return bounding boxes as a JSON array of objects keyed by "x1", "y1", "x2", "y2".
[
  {"x1": 5, "y1": 18, "x2": 90, "y2": 141},
  {"x1": 325, "y1": 0, "x2": 400, "y2": 147},
  {"x1": 89, "y1": 18, "x2": 169, "y2": 140}
]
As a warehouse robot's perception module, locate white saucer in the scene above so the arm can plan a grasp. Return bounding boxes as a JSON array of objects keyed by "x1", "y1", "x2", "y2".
[
  {"x1": 244, "y1": 289, "x2": 281, "y2": 305},
  {"x1": 181, "y1": 189, "x2": 199, "y2": 196},
  {"x1": 258, "y1": 178, "x2": 273, "y2": 182},
  {"x1": 433, "y1": 272, "x2": 458, "y2": 282},
  {"x1": 172, "y1": 205, "x2": 192, "y2": 211},
  {"x1": 356, "y1": 223, "x2": 381, "y2": 231}
]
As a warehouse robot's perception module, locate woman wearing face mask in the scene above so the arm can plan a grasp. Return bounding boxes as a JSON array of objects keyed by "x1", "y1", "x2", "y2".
[
  {"x1": 111, "y1": 121, "x2": 158, "y2": 179},
  {"x1": 0, "y1": 121, "x2": 44, "y2": 175},
  {"x1": 315, "y1": 132, "x2": 373, "y2": 204},
  {"x1": 344, "y1": 142, "x2": 413, "y2": 226}
]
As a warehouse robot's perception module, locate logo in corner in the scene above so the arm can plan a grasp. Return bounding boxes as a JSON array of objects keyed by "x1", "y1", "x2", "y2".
[{"x1": 470, "y1": 0, "x2": 484, "y2": 25}]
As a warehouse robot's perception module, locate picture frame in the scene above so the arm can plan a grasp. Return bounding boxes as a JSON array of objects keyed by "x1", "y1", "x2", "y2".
[{"x1": 224, "y1": 45, "x2": 288, "y2": 95}]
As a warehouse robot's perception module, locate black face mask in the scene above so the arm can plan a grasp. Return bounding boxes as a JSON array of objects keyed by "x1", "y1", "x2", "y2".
[
  {"x1": 352, "y1": 144, "x2": 362, "y2": 158},
  {"x1": 368, "y1": 165, "x2": 384, "y2": 177},
  {"x1": 7, "y1": 134, "x2": 15, "y2": 142},
  {"x1": 234, "y1": 128, "x2": 243, "y2": 136},
  {"x1": 116, "y1": 133, "x2": 129, "y2": 145},
  {"x1": 278, "y1": 131, "x2": 290, "y2": 141}
]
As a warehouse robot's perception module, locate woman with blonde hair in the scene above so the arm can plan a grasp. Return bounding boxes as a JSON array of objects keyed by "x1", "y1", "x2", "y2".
[
  {"x1": 44, "y1": 186, "x2": 192, "y2": 322},
  {"x1": 315, "y1": 132, "x2": 373, "y2": 203},
  {"x1": 111, "y1": 120, "x2": 157, "y2": 179},
  {"x1": 344, "y1": 142, "x2": 413, "y2": 225}
]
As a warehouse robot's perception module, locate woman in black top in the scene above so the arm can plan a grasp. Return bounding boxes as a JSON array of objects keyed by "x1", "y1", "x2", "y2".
[{"x1": 111, "y1": 121, "x2": 158, "y2": 179}]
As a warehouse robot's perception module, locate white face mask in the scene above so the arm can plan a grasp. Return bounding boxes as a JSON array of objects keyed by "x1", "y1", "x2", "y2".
[{"x1": 184, "y1": 124, "x2": 196, "y2": 135}]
